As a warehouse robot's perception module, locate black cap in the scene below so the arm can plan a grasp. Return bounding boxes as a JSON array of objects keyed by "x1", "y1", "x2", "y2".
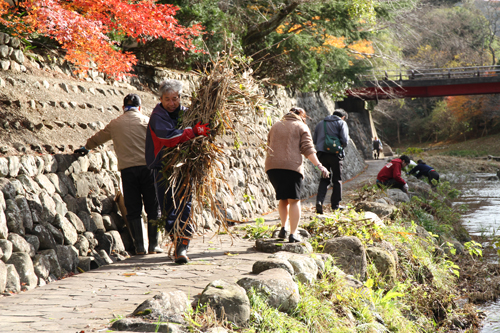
[{"x1": 124, "y1": 94, "x2": 141, "y2": 107}]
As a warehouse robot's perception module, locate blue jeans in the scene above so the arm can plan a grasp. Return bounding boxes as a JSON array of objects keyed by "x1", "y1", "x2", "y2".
[{"x1": 153, "y1": 169, "x2": 193, "y2": 236}]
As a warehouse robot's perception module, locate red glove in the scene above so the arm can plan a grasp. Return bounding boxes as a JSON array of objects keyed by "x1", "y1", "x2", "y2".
[{"x1": 193, "y1": 121, "x2": 210, "y2": 136}]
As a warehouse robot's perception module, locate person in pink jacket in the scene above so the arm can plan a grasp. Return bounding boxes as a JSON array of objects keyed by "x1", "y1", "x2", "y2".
[{"x1": 265, "y1": 107, "x2": 329, "y2": 243}]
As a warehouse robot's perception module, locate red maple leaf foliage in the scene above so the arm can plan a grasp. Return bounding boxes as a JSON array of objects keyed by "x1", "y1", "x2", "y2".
[{"x1": 0, "y1": 0, "x2": 204, "y2": 78}]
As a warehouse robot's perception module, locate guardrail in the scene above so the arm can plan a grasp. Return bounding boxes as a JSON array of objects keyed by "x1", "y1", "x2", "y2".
[{"x1": 358, "y1": 66, "x2": 500, "y2": 82}]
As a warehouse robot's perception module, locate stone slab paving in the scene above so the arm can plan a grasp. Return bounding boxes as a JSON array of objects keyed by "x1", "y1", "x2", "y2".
[{"x1": 0, "y1": 159, "x2": 387, "y2": 332}]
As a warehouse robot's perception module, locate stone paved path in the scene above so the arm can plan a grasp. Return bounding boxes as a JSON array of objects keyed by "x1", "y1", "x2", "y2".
[{"x1": 0, "y1": 160, "x2": 386, "y2": 333}]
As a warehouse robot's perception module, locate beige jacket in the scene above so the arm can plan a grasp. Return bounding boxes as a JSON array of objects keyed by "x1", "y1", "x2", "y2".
[
  {"x1": 86, "y1": 109, "x2": 149, "y2": 170},
  {"x1": 264, "y1": 113, "x2": 316, "y2": 176}
]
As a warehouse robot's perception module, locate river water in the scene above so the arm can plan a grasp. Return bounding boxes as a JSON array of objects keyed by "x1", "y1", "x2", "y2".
[{"x1": 451, "y1": 173, "x2": 500, "y2": 332}]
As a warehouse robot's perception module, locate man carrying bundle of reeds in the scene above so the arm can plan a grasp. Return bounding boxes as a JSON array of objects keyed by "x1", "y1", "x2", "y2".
[{"x1": 145, "y1": 79, "x2": 210, "y2": 264}]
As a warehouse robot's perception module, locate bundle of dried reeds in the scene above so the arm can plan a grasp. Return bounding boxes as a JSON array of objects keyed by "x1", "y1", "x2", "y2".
[{"x1": 158, "y1": 54, "x2": 265, "y2": 238}]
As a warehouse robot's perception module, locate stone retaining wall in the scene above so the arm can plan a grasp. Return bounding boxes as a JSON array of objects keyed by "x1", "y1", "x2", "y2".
[{"x1": 0, "y1": 33, "x2": 24, "y2": 72}]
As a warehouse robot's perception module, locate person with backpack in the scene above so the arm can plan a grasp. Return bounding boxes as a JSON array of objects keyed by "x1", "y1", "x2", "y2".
[
  {"x1": 372, "y1": 137, "x2": 383, "y2": 159},
  {"x1": 313, "y1": 108, "x2": 350, "y2": 214}
]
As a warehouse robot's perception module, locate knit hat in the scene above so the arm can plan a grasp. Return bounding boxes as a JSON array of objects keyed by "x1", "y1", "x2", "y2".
[{"x1": 123, "y1": 94, "x2": 141, "y2": 107}]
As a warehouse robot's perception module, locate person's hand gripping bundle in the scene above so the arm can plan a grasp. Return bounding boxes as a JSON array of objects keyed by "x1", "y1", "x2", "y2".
[
  {"x1": 315, "y1": 164, "x2": 330, "y2": 178},
  {"x1": 193, "y1": 122, "x2": 210, "y2": 137}
]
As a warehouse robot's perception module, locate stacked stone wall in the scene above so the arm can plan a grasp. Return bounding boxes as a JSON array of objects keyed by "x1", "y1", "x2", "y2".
[
  {"x1": 0, "y1": 33, "x2": 24, "y2": 72},
  {"x1": 0, "y1": 34, "x2": 368, "y2": 293}
]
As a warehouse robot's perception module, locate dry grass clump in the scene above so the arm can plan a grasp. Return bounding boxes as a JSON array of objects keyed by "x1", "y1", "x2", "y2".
[{"x1": 159, "y1": 54, "x2": 265, "y2": 238}]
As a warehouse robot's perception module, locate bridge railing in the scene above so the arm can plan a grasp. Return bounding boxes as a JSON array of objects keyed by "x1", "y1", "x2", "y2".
[{"x1": 358, "y1": 65, "x2": 500, "y2": 82}]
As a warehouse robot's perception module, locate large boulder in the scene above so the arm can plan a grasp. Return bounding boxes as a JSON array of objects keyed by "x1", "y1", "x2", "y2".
[
  {"x1": 252, "y1": 258, "x2": 294, "y2": 276},
  {"x1": 107, "y1": 230, "x2": 125, "y2": 253},
  {"x1": 33, "y1": 254, "x2": 51, "y2": 281},
  {"x1": 65, "y1": 211, "x2": 86, "y2": 233},
  {"x1": 77, "y1": 211, "x2": 94, "y2": 231},
  {"x1": 52, "y1": 214, "x2": 78, "y2": 245},
  {"x1": 0, "y1": 260, "x2": 6, "y2": 292},
  {"x1": 5, "y1": 199, "x2": 25, "y2": 236},
  {"x1": 39, "y1": 191, "x2": 57, "y2": 224},
  {"x1": 255, "y1": 238, "x2": 313, "y2": 254},
  {"x1": 14, "y1": 195, "x2": 34, "y2": 232},
  {"x1": 94, "y1": 230, "x2": 113, "y2": 254},
  {"x1": 34, "y1": 174, "x2": 56, "y2": 195},
  {"x1": 39, "y1": 249, "x2": 62, "y2": 278},
  {"x1": 5, "y1": 264, "x2": 21, "y2": 293},
  {"x1": 7, "y1": 252, "x2": 37, "y2": 290},
  {"x1": 386, "y1": 189, "x2": 410, "y2": 203},
  {"x1": 268, "y1": 251, "x2": 319, "y2": 284},
  {"x1": 356, "y1": 201, "x2": 396, "y2": 217},
  {"x1": 0, "y1": 239, "x2": 13, "y2": 261},
  {"x1": 237, "y1": 268, "x2": 299, "y2": 313},
  {"x1": 17, "y1": 174, "x2": 41, "y2": 194},
  {"x1": 0, "y1": 178, "x2": 16, "y2": 200},
  {"x1": 74, "y1": 235, "x2": 90, "y2": 256},
  {"x1": 45, "y1": 223, "x2": 64, "y2": 244},
  {"x1": 7, "y1": 233, "x2": 31, "y2": 254},
  {"x1": 323, "y1": 236, "x2": 367, "y2": 281},
  {"x1": 198, "y1": 280, "x2": 251, "y2": 326},
  {"x1": 52, "y1": 193, "x2": 68, "y2": 217},
  {"x1": 110, "y1": 318, "x2": 187, "y2": 333},
  {"x1": 31, "y1": 224, "x2": 57, "y2": 250},
  {"x1": 25, "y1": 192, "x2": 43, "y2": 224},
  {"x1": 46, "y1": 173, "x2": 68, "y2": 197},
  {"x1": 90, "y1": 212, "x2": 105, "y2": 231},
  {"x1": 25, "y1": 234, "x2": 40, "y2": 253},
  {"x1": 132, "y1": 291, "x2": 190, "y2": 323},
  {"x1": 56, "y1": 245, "x2": 78, "y2": 273},
  {"x1": 366, "y1": 247, "x2": 397, "y2": 283},
  {"x1": 0, "y1": 208, "x2": 7, "y2": 239}
]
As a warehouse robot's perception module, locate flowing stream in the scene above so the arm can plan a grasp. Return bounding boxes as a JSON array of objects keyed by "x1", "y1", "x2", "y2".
[{"x1": 452, "y1": 173, "x2": 500, "y2": 332}]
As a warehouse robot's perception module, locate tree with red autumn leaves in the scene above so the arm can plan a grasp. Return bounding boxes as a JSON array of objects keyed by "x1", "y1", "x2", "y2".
[{"x1": 0, "y1": 0, "x2": 204, "y2": 78}]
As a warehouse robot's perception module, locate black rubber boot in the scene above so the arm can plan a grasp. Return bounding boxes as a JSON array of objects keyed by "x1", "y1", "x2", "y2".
[
  {"x1": 316, "y1": 202, "x2": 323, "y2": 214},
  {"x1": 130, "y1": 218, "x2": 146, "y2": 255},
  {"x1": 175, "y1": 237, "x2": 191, "y2": 264},
  {"x1": 147, "y1": 223, "x2": 161, "y2": 254}
]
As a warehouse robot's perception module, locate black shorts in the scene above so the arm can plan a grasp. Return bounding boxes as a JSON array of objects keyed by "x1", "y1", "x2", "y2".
[{"x1": 266, "y1": 169, "x2": 303, "y2": 200}]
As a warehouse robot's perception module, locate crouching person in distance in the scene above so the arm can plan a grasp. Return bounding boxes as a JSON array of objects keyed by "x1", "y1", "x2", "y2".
[
  {"x1": 74, "y1": 94, "x2": 162, "y2": 255},
  {"x1": 376, "y1": 155, "x2": 411, "y2": 193},
  {"x1": 409, "y1": 159, "x2": 440, "y2": 186},
  {"x1": 145, "y1": 79, "x2": 210, "y2": 264}
]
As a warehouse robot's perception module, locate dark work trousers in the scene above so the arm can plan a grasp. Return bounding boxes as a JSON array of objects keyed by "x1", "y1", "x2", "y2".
[
  {"x1": 428, "y1": 170, "x2": 440, "y2": 185},
  {"x1": 153, "y1": 169, "x2": 193, "y2": 237},
  {"x1": 316, "y1": 152, "x2": 343, "y2": 208},
  {"x1": 121, "y1": 166, "x2": 159, "y2": 224}
]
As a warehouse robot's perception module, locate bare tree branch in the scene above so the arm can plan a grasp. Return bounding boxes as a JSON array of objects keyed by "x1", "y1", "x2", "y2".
[{"x1": 242, "y1": 1, "x2": 301, "y2": 47}]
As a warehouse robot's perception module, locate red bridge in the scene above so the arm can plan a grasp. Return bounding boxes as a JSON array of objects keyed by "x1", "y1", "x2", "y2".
[{"x1": 348, "y1": 66, "x2": 500, "y2": 100}]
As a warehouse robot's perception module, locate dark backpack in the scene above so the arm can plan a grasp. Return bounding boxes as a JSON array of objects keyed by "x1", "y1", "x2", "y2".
[
  {"x1": 373, "y1": 140, "x2": 380, "y2": 149},
  {"x1": 323, "y1": 120, "x2": 343, "y2": 154}
]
